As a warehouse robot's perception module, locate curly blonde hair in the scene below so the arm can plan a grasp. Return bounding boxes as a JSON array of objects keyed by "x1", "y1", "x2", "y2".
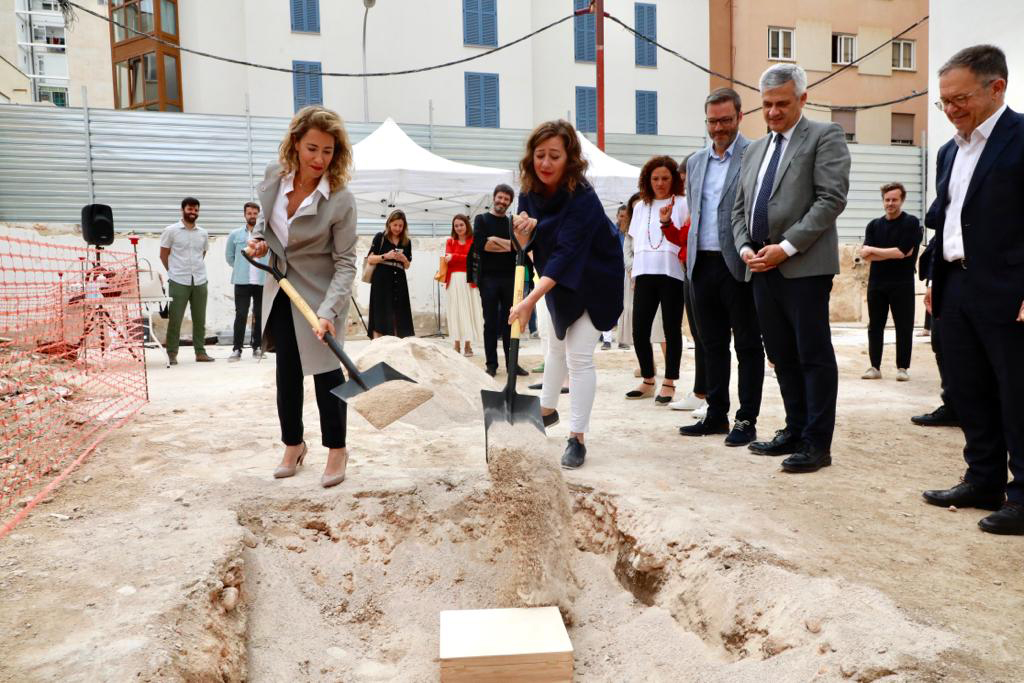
[{"x1": 278, "y1": 106, "x2": 353, "y2": 191}]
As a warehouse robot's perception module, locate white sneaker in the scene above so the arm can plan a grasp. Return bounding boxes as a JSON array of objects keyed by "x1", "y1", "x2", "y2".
[
  {"x1": 669, "y1": 392, "x2": 705, "y2": 411},
  {"x1": 861, "y1": 367, "x2": 881, "y2": 380},
  {"x1": 227, "y1": 349, "x2": 242, "y2": 363},
  {"x1": 692, "y1": 403, "x2": 708, "y2": 420},
  {"x1": 896, "y1": 368, "x2": 910, "y2": 382}
]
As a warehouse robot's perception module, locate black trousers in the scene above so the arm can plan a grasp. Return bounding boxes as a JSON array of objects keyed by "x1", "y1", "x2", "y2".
[
  {"x1": 268, "y1": 291, "x2": 347, "y2": 448},
  {"x1": 752, "y1": 271, "x2": 838, "y2": 450},
  {"x1": 232, "y1": 284, "x2": 263, "y2": 351},
  {"x1": 478, "y1": 275, "x2": 514, "y2": 370},
  {"x1": 866, "y1": 281, "x2": 915, "y2": 369},
  {"x1": 691, "y1": 252, "x2": 765, "y2": 423},
  {"x1": 632, "y1": 274, "x2": 685, "y2": 380},
  {"x1": 939, "y1": 268, "x2": 1024, "y2": 504},
  {"x1": 682, "y1": 277, "x2": 707, "y2": 395}
]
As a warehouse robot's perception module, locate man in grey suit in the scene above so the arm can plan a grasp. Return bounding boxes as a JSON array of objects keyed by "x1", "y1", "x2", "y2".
[
  {"x1": 677, "y1": 88, "x2": 765, "y2": 447},
  {"x1": 731, "y1": 64, "x2": 851, "y2": 473}
]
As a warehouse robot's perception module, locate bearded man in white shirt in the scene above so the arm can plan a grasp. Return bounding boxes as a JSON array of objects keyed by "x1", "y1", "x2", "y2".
[{"x1": 159, "y1": 197, "x2": 214, "y2": 364}]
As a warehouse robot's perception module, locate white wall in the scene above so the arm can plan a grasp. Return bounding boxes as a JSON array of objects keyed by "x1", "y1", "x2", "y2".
[
  {"x1": 179, "y1": 0, "x2": 708, "y2": 136},
  {"x1": 927, "y1": 0, "x2": 1024, "y2": 203}
]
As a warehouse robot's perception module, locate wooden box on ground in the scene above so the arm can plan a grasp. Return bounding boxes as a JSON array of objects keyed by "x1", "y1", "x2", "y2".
[{"x1": 439, "y1": 606, "x2": 573, "y2": 682}]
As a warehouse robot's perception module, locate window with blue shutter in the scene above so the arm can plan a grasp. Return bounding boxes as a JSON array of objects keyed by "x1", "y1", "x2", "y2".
[
  {"x1": 573, "y1": 0, "x2": 595, "y2": 62},
  {"x1": 465, "y1": 72, "x2": 499, "y2": 128},
  {"x1": 575, "y1": 86, "x2": 597, "y2": 133},
  {"x1": 636, "y1": 90, "x2": 657, "y2": 135},
  {"x1": 463, "y1": 0, "x2": 497, "y2": 47},
  {"x1": 293, "y1": 61, "x2": 323, "y2": 112},
  {"x1": 290, "y1": 0, "x2": 320, "y2": 33},
  {"x1": 635, "y1": 3, "x2": 657, "y2": 67}
]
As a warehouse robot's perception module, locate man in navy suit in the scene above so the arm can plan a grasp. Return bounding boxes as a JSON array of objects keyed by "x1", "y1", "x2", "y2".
[{"x1": 922, "y1": 45, "x2": 1024, "y2": 535}]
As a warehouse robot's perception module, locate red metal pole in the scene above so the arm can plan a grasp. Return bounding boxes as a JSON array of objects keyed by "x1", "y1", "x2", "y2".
[{"x1": 595, "y1": 0, "x2": 605, "y2": 151}]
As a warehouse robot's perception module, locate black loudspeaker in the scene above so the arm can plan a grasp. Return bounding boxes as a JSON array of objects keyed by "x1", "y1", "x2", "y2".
[{"x1": 81, "y1": 204, "x2": 114, "y2": 246}]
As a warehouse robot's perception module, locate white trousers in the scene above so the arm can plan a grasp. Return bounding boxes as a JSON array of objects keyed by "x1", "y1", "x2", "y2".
[{"x1": 541, "y1": 312, "x2": 601, "y2": 434}]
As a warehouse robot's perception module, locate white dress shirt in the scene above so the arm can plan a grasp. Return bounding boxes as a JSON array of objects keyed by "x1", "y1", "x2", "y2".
[
  {"x1": 628, "y1": 196, "x2": 687, "y2": 281},
  {"x1": 942, "y1": 103, "x2": 1007, "y2": 262},
  {"x1": 743, "y1": 118, "x2": 802, "y2": 258},
  {"x1": 159, "y1": 221, "x2": 209, "y2": 286},
  {"x1": 270, "y1": 171, "x2": 332, "y2": 248}
]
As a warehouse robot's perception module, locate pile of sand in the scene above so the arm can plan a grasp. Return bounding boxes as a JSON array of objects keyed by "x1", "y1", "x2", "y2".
[
  {"x1": 485, "y1": 423, "x2": 579, "y2": 623},
  {"x1": 352, "y1": 336, "x2": 495, "y2": 430}
]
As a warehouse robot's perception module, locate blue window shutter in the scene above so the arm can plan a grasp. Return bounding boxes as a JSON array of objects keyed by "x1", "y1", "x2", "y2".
[
  {"x1": 480, "y1": 0, "x2": 497, "y2": 46},
  {"x1": 636, "y1": 90, "x2": 657, "y2": 134},
  {"x1": 292, "y1": 61, "x2": 308, "y2": 111},
  {"x1": 306, "y1": 0, "x2": 320, "y2": 33},
  {"x1": 293, "y1": 61, "x2": 322, "y2": 111},
  {"x1": 576, "y1": 86, "x2": 596, "y2": 133},
  {"x1": 290, "y1": 0, "x2": 304, "y2": 32},
  {"x1": 463, "y1": 0, "x2": 480, "y2": 45},
  {"x1": 483, "y1": 73, "x2": 499, "y2": 127},
  {"x1": 574, "y1": 0, "x2": 595, "y2": 62},
  {"x1": 635, "y1": 3, "x2": 657, "y2": 66},
  {"x1": 465, "y1": 72, "x2": 482, "y2": 127}
]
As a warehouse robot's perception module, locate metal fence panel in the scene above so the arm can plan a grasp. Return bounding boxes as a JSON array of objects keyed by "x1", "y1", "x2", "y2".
[{"x1": 0, "y1": 104, "x2": 925, "y2": 241}]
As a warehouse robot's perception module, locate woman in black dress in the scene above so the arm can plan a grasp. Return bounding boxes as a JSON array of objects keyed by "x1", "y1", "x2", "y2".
[{"x1": 366, "y1": 209, "x2": 415, "y2": 338}]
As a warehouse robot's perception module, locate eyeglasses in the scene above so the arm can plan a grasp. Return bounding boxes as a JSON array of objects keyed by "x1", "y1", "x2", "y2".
[
  {"x1": 705, "y1": 116, "x2": 738, "y2": 126},
  {"x1": 934, "y1": 80, "x2": 994, "y2": 111}
]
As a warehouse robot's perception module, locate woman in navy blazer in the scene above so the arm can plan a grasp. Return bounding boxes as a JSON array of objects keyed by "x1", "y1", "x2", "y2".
[{"x1": 509, "y1": 120, "x2": 625, "y2": 469}]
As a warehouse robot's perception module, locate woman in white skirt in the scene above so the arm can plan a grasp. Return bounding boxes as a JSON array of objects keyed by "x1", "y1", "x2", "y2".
[{"x1": 444, "y1": 214, "x2": 484, "y2": 356}]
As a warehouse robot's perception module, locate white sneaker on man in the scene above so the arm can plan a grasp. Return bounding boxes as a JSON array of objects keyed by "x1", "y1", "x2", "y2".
[
  {"x1": 692, "y1": 403, "x2": 708, "y2": 420},
  {"x1": 669, "y1": 391, "x2": 705, "y2": 411},
  {"x1": 861, "y1": 367, "x2": 881, "y2": 380},
  {"x1": 896, "y1": 368, "x2": 910, "y2": 382},
  {"x1": 228, "y1": 349, "x2": 242, "y2": 363}
]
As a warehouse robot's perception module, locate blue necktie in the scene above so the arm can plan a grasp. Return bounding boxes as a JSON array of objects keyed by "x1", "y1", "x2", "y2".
[{"x1": 751, "y1": 133, "x2": 782, "y2": 244}]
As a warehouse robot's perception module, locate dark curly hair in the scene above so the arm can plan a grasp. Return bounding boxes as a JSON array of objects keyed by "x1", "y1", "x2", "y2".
[
  {"x1": 519, "y1": 120, "x2": 589, "y2": 194},
  {"x1": 637, "y1": 155, "x2": 684, "y2": 204}
]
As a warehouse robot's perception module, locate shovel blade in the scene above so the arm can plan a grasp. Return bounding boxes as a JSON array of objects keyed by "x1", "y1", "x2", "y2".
[
  {"x1": 481, "y1": 388, "x2": 545, "y2": 459},
  {"x1": 330, "y1": 362, "x2": 416, "y2": 402}
]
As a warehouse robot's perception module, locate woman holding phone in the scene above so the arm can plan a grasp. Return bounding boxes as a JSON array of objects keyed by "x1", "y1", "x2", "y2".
[{"x1": 366, "y1": 209, "x2": 414, "y2": 338}]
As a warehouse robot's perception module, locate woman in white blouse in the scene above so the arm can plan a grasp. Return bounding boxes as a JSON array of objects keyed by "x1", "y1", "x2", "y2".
[{"x1": 625, "y1": 156, "x2": 687, "y2": 405}]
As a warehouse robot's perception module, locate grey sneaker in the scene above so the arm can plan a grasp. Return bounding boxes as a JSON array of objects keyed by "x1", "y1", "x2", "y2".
[
  {"x1": 228, "y1": 349, "x2": 242, "y2": 362},
  {"x1": 896, "y1": 368, "x2": 910, "y2": 382},
  {"x1": 861, "y1": 367, "x2": 881, "y2": 380}
]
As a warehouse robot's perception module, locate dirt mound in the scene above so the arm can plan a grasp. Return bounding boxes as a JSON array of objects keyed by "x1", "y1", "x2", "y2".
[
  {"x1": 485, "y1": 423, "x2": 579, "y2": 622},
  {"x1": 352, "y1": 336, "x2": 494, "y2": 430}
]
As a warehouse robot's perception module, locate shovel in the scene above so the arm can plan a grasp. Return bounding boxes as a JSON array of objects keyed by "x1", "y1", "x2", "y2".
[
  {"x1": 243, "y1": 249, "x2": 429, "y2": 428},
  {"x1": 480, "y1": 229, "x2": 545, "y2": 460}
]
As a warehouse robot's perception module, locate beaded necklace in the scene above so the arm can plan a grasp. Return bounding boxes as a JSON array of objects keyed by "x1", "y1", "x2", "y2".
[{"x1": 646, "y1": 200, "x2": 666, "y2": 250}]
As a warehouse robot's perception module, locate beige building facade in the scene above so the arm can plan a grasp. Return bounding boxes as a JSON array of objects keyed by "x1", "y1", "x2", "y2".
[
  {"x1": 710, "y1": 0, "x2": 928, "y2": 146},
  {"x1": 1, "y1": 0, "x2": 113, "y2": 108}
]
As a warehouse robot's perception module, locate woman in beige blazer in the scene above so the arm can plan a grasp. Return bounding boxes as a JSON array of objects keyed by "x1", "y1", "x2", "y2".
[{"x1": 248, "y1": 106, "x2": 358, "y2": 488}]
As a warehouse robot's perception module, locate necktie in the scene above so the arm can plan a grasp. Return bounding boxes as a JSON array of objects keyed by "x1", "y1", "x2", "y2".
[{"x1": 751, "y1": 133, "x2": 782, "y2": 244}]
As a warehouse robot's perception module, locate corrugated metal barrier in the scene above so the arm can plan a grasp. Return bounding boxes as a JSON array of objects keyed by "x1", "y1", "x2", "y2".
[{"x1": 0, "y1": 103, "x2": 925, "y2": 241}]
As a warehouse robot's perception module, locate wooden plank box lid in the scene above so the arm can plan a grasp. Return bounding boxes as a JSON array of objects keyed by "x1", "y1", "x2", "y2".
[{"x1": 439, "y1": 606, "x2": 573, "y2": 682}]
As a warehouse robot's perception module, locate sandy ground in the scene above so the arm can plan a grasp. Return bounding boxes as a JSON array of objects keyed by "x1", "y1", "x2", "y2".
[{"x1": 1, "y1": 328, "x2": 1022, "y2": 682}]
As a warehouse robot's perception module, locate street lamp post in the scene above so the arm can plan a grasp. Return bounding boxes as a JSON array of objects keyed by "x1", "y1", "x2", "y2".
[{"x1": 362, "y1": 0, "x2": 376, "y2": 122}]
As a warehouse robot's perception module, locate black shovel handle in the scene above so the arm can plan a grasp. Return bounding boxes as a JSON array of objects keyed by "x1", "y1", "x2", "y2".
[{"x1": 243, "y1": 247, "x2": 369, "y2": 391}]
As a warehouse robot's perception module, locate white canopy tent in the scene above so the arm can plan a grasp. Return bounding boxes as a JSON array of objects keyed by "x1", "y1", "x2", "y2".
[
  {"x1": 577, "y1": 132, "x2": 642, "y2": 212},
  {"x1": 349, "y1": 118, "x2": 514, "y2": 225}
]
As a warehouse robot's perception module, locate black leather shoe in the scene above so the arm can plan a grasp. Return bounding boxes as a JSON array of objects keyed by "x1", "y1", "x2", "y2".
[
  {"x1": 781, "y1": 443, "x2": 832, "y2": 473},
  {"x1": 922, "y1": 482, "x2": 1005, "y2": 511},
  {"x1": 678, "y1": 417, "x2": 729, "y2": 436},
  {"x1": 911, "y1": 405, "x2": 959, "y2": 427},
  {"x1": 724, "y1": 420, "x2": 757, "y2": 447},
  {"x1": 747, "y1": 428, "x2": 801, "y2": 456},
  {"x1": 485, "y1": 365, "x2": 497, "y2": 377},
  {"x1": 514, "y1": 365, "x2": 529, "y2": 377},
  {"x1": 978, "y1": 503, "x2": 1024, "y2": 535},
  {"x1": 542, "y1": 410, "x2": 559, "y2": 428},
  {"x1": 561, "y1": 437, "x2": 586, "y2": 469}
]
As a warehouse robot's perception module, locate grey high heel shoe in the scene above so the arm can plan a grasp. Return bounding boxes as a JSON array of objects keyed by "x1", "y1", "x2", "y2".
[
  {"x1": 273, "y1": 442, "x2": 307, "y2": 479},
  {"x1": 320, "y1": 449, "x2": 349, "y2": 488}
]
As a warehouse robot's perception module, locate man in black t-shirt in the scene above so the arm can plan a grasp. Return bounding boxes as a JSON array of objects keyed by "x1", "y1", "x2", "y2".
[
  {"x1": 473, "y1": 183, "x2": 528, "y2": 377},
  {"x1": 859, "y1": 182, "x2": 923, "y2": 381}
]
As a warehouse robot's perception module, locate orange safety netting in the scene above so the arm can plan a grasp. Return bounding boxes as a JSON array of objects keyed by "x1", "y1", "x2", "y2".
[{"x1": 0, "y1": 235, "x2": 148, "y2": 535}]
